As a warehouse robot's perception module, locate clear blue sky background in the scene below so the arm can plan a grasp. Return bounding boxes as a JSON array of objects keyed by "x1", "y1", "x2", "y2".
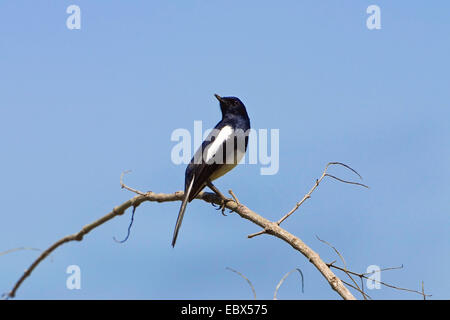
[{"x1": 1, "y1": 1, "x2": 449, "y2": 300}]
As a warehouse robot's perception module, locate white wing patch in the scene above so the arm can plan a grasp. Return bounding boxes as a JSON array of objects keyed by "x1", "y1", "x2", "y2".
[{"x1": 204, "y1": 125, "x2": 234, "y2": 163}]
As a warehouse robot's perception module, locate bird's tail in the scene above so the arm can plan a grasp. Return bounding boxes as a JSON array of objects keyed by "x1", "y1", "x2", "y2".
[{"x1": 172, "y1": 177, "x2": 195, "y2": 247}]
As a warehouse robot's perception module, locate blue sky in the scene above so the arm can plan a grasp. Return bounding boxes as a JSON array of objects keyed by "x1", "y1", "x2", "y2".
[{"x1": 1, "y1": 1, "x2": 449, "y2": 299}]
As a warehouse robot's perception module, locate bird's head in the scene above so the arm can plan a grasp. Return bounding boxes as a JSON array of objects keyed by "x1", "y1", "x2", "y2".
[{"x1": 214, "y1": 94, "x2": 249, "y2": 119}]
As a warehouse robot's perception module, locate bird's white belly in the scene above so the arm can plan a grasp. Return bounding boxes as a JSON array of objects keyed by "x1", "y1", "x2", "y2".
[{"x1": 210, "y1": 147, "x2": 245, "y2": 181}]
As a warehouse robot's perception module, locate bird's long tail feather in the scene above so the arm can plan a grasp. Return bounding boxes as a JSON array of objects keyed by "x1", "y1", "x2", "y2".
[{"x1": 172, "y1": 176, "x2": 195, "y2": 247}]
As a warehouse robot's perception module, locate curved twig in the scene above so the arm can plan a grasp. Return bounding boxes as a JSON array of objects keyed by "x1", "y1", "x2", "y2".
[
  {"x1": 316, "y1": 235, "x2": 364, "y2": 299},
  {"x1": 0, "y1": 247, "x2": 42, "y2": 257},
  {"x1": 324, "y1": 174, "x2": 369, "y2": 188},
  {"x1": 226, "y1": 267, "x2": 257, "y2": 300},
  {"x1": 113, "y1": 205, "x2": 137, "y2": 243},
  {"x1": 327, "y1": 162, "x2": 364, "y2": 180},
  {"x1": 274, "y1": 268, "x2": 304, "y2": 300}
]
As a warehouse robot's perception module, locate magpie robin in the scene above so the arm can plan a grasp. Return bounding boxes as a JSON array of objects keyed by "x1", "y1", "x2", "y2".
[{"x1": 171, "y1": 94, "x2": 251, "y2": 247}]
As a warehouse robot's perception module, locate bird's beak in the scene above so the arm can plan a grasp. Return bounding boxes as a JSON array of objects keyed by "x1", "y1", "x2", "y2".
[{"x1": 214, "y1": 94, "x2": 224, "y2": 103}]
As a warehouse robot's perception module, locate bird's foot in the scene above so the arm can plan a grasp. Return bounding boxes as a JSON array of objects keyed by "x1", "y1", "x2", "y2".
[
  {"x1": 212, "y1": 198, "x2": 233, "y2": 216},
  {"x1": 207, "y1": 181, "x2": 233, "y2": 215}
]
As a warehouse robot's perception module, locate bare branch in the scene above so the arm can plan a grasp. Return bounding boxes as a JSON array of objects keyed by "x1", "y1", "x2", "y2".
[
  {"x1": 6, "y1": 170, "x2": 359, "y2": 300},
  {"x1": 3, "y1": 159, "x2": 428, "y2": 301}
]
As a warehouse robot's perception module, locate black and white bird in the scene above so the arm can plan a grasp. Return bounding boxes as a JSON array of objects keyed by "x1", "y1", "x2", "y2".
[{"x1": 171, "y1": 94, "x2": 251, "y2": 247}]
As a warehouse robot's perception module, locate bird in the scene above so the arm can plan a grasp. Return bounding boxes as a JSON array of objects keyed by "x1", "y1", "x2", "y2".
[{"x1": 171, "y1": 94, "x2": 251, "y2": 247}]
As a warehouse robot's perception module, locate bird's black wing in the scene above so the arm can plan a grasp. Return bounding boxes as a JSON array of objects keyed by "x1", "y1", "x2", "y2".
[{"x1": 186, "y1": 128, "x2": 229, "y2": 202}]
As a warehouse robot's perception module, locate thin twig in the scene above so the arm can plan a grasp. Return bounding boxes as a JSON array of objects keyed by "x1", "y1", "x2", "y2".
[
  {"x1": 324, "y1": 174, "x2": 369, "y2": 188},
  {"x1": 226, "y1": 267, "x2": 256, "y2": 300},
  {"x1": 113, "y1": 205, "x2": 137, "y2": 243},
  {"x1": 317, "y1": 235, "x2": 364, "y2": 299},
  {"x1": 340, "y1": 279, "x2": 372, "y2": 300},
  {"x1": 120, "y1": 170, "x2": 147, "y2": 196},
  {"x1": 422, "y1": 281, "x2": 426, "y2": 300},
  {"x1": 0, "y1": 247, "x2": 41, "y2": 257},
  {"x1": 316, "y1": 236, "x2": 347, "y2": 268},
  {"x1": 228, "y1": 189, "x2": 241, "y2": 205},
  {"x1": 362, "y1": 264, "x2": 404, "y2": 276},
  {"x1": 248, "y1": 229, "x2": 266, "y2": 238},
  {"x1": 274, "y1": 268, "x2": 304, "y2": 300}
]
